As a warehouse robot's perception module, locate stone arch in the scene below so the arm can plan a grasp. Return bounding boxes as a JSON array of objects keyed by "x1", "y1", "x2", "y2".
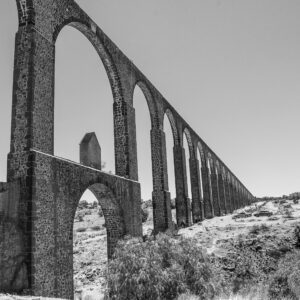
[
  {"x1": 183, "y1": 128, "x2": 194, "y2": 158},
  {"x1": 54, "y1": 20, "x2": 123, "y2": 106},
  {"x1": 197, "y1": 141, "x2": 206, "y2": 165},
  {"x1": 164, "y1": 109, "x2": 179, "y2": 145},
  {"x1": 133, "y1": 81, "x2": 158, "y2": 129},
  {"x1": 78, "y1": 183, "x2": 124, "y2": 258}
]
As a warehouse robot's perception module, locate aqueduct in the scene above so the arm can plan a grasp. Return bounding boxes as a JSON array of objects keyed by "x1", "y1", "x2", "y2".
[{"x1": 0, "y1": 1, "x2": 255, "y2": 299}]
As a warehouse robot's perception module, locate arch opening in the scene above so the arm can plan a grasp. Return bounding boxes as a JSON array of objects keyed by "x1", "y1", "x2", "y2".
[
  {"x1": 164, "y1": 112, "x2": 177, "y2": 225},
  {"x1": 73, "y1": 183, "x2": 123, "y2": 299},
  {"x1": 183, "y1": 130, "x2": 192, "y2": 221},
  {"x1": 55, "y1": 25, "x2": 115, "y2": 174},
  {"x1": 133, "y1": 84, "x2": 154, "y2": 234}
]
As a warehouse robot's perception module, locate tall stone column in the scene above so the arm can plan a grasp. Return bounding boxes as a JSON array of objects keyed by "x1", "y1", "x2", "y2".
[
  {"x1": 224, "y1": 177, "x2": 232, "y2": 213},
  {"x1": 113, "y1": 101, "x2": 138, "y2": 181},
  {"x1": 4, "y1": 25, "x2": 56, "y2": 295},
  {"x1": 218, "y1": 173, "x2": 227, "y2": 215},
  {"x1": 150, "y1": 128, "x2": 172, "y2": 233},
  {"x1": 201, "y1": 165, "x2": 214, "y2": 218},
  {"x1": 228, "y1": 182, "x2": 235, "y2": 211},
  {"x1": 8, "y1": 26, "x2": 55, "y2": 180},
  {"x1": 189, "y1": 157, "x2": 204, "y2": 222},
  {"x1": 232, "y1": 185, "x2": 238, "y2": 210},
  {"x1": 173, "y1": 145, "x2": 192, "y2": 227},
  {"x1": 210, "y1": 168, "x2": 221, "y2": 216}
]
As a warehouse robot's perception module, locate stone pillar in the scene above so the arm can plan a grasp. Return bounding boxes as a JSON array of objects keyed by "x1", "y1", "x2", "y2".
[
  {"x1": 173, "y1": 145, "x2": 191, "y2": 227},
  {"x1": 210, "y1": 168, "x2": 221, "y2": 216},
  {"x1": 218, "y1": 173, "x2": 227, "y2": 215},
  {"x1": 4, "y1": 27, "x2": 56, "y2": 294},
  {"x1": 232, "y1": 185, "x2": 238, "y2": 210},
  {"x1": 189, "y1": 157, "x2": 204, "y2": 222},
  {"x1": 201, "y1": 165, "x2": 214, "y2": 218},
  {"x1": 113, "y1": 101, "x2": 138, "y2": 180},
  {"x1": 228, "y1": 182, "x2": 235, "y2": 211},
  {"x1": 150, "y1": 128, "x2": 172, "y2": 233},
  {"x1": 8, "y1": 26, "x2": 55, "y2": 180},
  {"x1": 224, "y1": 177, "x2": 232, "y2": 213}
]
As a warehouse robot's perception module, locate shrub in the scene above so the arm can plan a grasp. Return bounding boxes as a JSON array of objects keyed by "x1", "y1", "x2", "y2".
[
  {"x1": 294, "y1": 224, "x2": 300, "y2": 248},
  {"x1": 91, "y1": 225, "x2": 101, "y2": 231},
  {"x1": 141, "y1": 207, "x2": 149, "y2": 223},
  {"x1": 76, "y1": 211, "x2": 85, "y2": 222},
  {"x1": 98, "y1": 207, "x2": 104, "y2": 217},
  {"x1": 170, "y1": 198, "x2": 176, "y2": 209},
  {"x1": 106, "y1": 234, "x2": 223, "y2": 300},
  {"x1": 76, "y1": 227, "x2": 87, "y2": 233},
  {"x1": 268, "y1": 250, "x2": 300, "y2": 299},
  {"x1": 78, "y1": 200, "x2": 89, "y2": 209},
  {"x1": 92, "y1": 200, "x2": 98, "y2": 208},
  {"x1": 249, "y1": 224, "x2": 269, "y2": 235}
]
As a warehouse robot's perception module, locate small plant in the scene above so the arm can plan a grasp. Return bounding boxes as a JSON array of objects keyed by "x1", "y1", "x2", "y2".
[
  {"x1": 249, "y1": 224, "x2": 269, "y2": 235},
  {"x1": 78, "y1": 199, "x2": 89, "y2": 209},
  {"x1": 76, "y1": 227, "x2": 87, "y2": 233},
  {"x1": 170, "y1": 198, "x2": 176, "y2": 209},
  {"x1": 98, "y1": 207, "x2": 104, "y2": 217},
  {"x1": 77, "y1": 211, "x2": 85, "y2": 222},
  {"x1": 141, "y1": 207, "x2": 149, "y2": 223},
  {"x1": 91, "y1": 225, "x2": 101, "y2": 231}
]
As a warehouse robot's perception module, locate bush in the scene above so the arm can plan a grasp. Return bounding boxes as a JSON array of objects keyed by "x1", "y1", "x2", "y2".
[
  {"x1": 141, "y1": 208, "x2": 149, "y2": 223},
  {"x1": 170, "y1": 198, "x2": 176, "y2": 209},
  {"x1": 268, "y1": 250, "x2": 300, "y2": 299},
  {"x1": 294, "y1": 224, "x2": 300, "y2": 248},
  {"x1": 106, "y1": 234, "x2": 223, "y2": 300},
  {"x1": 76, "y1": 227, "x2": 87, "y2": 233},
  {"x1": 91, "y1": 225, "x2": 101, "y2": 231},
  {"x1": 92, "y1": 200, "x2": 98, "y2": 208},
  {"x1": 249, "y1": 224, "x2": 269, "y2": 235},
  {"x1": 76, "y1": 211, "x2": 85, "y2": 222},
  {"x1": 78, "y1": 200, "x2": 89, "y2": 209},
  {"x1": 98, "y1": 207, "x2": 104, "y2": 217}
]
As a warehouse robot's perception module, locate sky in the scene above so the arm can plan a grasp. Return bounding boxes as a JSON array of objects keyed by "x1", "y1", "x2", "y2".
[{"x1": 0, "y1": 0, "x2": 299, "y2": 200}]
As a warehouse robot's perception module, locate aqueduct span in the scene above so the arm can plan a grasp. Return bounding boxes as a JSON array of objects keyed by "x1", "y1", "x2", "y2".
[{"x1": 0, "y1": 1, "x2": 255, "y2": 299}]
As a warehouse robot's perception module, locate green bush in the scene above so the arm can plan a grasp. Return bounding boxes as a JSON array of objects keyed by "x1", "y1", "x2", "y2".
[
  {"x1": 106, "y1": 234, "x2": 223, "y2": 300},
  {"x1": 268, "y1": 250, "x2": 300, "y2": 300}
]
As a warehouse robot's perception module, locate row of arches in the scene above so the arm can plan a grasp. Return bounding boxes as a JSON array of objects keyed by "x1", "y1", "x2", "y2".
[{"x1": 9, "y1": 0, "x2": 255, "y2": 235}]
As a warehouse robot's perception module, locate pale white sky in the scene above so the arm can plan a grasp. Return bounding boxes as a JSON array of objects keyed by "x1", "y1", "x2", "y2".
[{"x1": 0, "y1": 0, "x2": 299, "y2": 200}]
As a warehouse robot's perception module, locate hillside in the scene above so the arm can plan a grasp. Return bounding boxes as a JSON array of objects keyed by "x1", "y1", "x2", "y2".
[{"x1": 1, "y1": 197, "x2": 300, "y2": 300}]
